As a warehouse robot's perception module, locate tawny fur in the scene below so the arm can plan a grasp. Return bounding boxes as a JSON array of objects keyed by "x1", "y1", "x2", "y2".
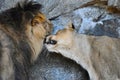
[{"x1": 45, "y1": 23, "x2": 120, "y2": 80}]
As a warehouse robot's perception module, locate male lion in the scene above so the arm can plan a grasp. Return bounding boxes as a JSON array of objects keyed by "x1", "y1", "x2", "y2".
[
  {"x1": 0, "y1": 1, "x2": 52, "y2": 80},
  {"x1": 45, "y1": 23, "x2": 120, "y2": 80}
]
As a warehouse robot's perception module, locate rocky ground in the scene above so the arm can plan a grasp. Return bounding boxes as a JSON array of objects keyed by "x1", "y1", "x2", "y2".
[
  {"x1": 29, "y1": 49, "x2": 89, "y2": 80},
  {"x1": 1, "y1": 0, "x2": 120, "y2": 80}
]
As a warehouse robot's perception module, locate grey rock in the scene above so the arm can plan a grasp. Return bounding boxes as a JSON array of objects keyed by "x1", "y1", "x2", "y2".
[
  {"x1": 29, "y1": 49, "x2": 89, "y2": 80},
  {"x1": 108, "y1": 0, "x2": 120, "y2": 8},
  {"x1": 0, "y1": 0, "x2": 4, "y2": 10},
  {"x1": 0, "y1": 0, "x2": 25, "y2": 12},
  {"x1": 37, "y1": 0, "x2": 92, "y2": 19},
  {"x1": 52, "y1": 6, "x2": 120, "y2": 38}
]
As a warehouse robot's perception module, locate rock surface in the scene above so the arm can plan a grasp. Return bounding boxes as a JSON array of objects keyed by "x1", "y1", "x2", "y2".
[
  {"x1": 29, "y1": 49, "x2": 89, "y2": 80},
  {"x1": 1, "y1": 0, "x2": 120, "y2": 80},
  {"x1": 37, "y1": 0, "x2": 92, "y2": 19},
  {"x1": 108, "y1": 0, "x2": 120, "y2": 8}
]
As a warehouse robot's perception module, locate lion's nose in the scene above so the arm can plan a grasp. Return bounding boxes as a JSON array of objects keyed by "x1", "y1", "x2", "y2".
[{"x1": 44, "y1": 37, "x2": 57, "y2": 45}]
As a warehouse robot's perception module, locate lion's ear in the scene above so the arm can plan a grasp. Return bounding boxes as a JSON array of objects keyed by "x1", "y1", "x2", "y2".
[
  {"x1": 31, "y1": 17, "x2": 40, "y2": 26},
  {"x1": 66, "y1": 22, "x2": 75, "y2": 30},
  {"x1": 31, "y1": 13, "x2": 46, "y2": 26}
]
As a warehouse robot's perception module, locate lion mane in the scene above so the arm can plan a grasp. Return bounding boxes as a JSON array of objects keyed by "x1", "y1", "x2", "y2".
[{"x1": 0, "y1": 1, "x2": 52, "y2": 80}]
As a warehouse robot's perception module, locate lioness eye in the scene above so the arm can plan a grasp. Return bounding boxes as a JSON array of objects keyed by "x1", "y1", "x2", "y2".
[{"x1": 50, "y1": 40, "x2": 57, "y2": 45}]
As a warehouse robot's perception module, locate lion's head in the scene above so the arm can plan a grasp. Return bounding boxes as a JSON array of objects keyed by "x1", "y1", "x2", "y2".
[{"x1": 0, "y1": 1, "x2": 53, "y2": 61}]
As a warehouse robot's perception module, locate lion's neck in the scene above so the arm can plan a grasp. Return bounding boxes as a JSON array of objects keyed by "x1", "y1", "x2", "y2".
[{"x1": 29, "y1": 37, "x2": 44, "y2": 62}]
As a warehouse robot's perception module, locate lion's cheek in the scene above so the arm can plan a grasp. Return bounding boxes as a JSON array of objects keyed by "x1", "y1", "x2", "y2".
[{"x1": 33, "y1": 26, "x2": 46, "y2": 39}]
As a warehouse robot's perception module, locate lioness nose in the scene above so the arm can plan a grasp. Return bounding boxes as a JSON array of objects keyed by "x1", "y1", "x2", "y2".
[{"x1": 44, "y1": 37, "x2": 57, "y2": 45}]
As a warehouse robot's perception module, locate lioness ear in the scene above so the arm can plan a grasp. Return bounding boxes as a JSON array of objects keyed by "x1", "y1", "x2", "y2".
[
  {"x1": 66, "y1": 22, "x2": 75, "y2": 30},
  {"x1": 71, "y1": 23, "x2": 75, "y2": 29},
  {"x1": 31, "y1": 13, "x2": 46, "y2": 26}
]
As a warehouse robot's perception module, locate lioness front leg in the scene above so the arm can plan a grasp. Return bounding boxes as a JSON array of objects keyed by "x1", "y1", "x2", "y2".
[{"x1": 86, "y1": 60, "x2": 99, "y2": 80}]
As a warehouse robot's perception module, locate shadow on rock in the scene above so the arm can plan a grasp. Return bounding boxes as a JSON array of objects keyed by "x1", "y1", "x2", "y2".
[{"x1": 29, "y1": 48, "x2": 89, "y2": 80}]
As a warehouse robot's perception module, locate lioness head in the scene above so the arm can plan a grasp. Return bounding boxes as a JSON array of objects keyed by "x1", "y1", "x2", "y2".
[{"x1": 44, "y1": 22, "x2": 75, "y2": 53}]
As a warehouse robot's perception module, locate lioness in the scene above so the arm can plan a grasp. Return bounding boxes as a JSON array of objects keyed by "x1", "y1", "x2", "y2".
[
  {"x1": 45, "y1": 23, "x2": 120, "y2": 80},
  {"x1": 0, "y1": 1, "x2": 52, "y2": 80}
]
